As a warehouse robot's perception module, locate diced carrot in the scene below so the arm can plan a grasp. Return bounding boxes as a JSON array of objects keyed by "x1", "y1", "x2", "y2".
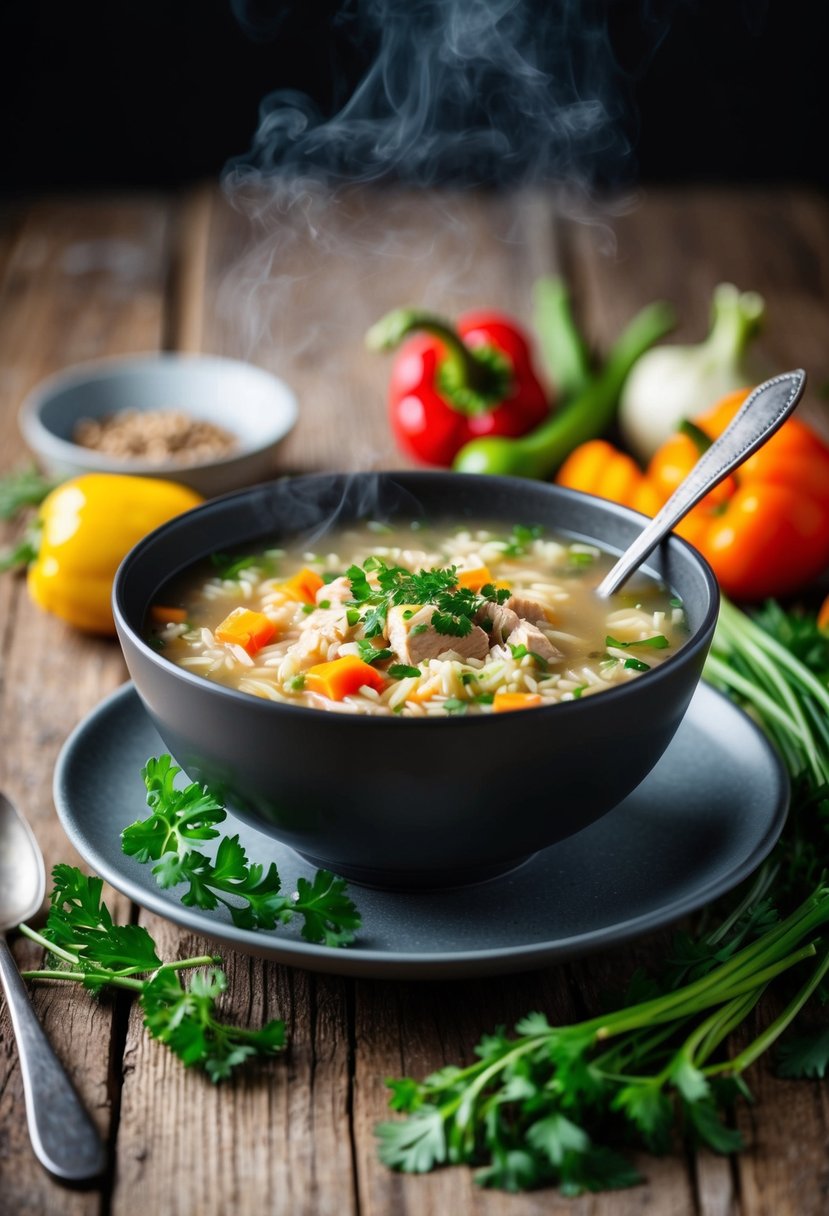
[
  {"x1": 492, "y1": 690, "x2": 543, "y2": 713},
  {"x1": 305, "y1": 655, "x2": 386, "y2": 700},
  {"x1": 277, "y1": 567, "x2": 325, "y2": 604},
  {"x1": 456, "y1": 565, "x2": 494, "y2": 591},
  {"x1": 215, "y1": 606, "x2": 277, "y2": 656},
  {"x1": 149, "y1": 605, "x2": 187, "y2": 625}
]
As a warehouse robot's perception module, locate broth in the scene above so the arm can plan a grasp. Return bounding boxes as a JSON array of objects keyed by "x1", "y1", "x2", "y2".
[{"x1": 146, "y1": 520, "x2": 686, "y2": 716}]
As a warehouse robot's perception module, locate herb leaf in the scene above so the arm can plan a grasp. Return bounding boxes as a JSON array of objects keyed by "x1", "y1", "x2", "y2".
[{"x1": 122, "y1": 756, "x2": 361, "y2": 946}]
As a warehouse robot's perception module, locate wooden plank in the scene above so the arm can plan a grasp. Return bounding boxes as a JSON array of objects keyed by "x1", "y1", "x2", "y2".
[
  {"x1": 0, "y1": 195, "x2": 170, "y2": 1215},
  {"x1": 199, "y1": 186, "x2": 560, "y2": 474},
  {"x1": 109, "y1": 186, "x2": 359, "y2": 1216},
  {"x1": 563, "y1": 186, "x2": 829, "y2": 1215},
  {"x1": 112, "y1": 914, "x2": 357, "y2": 1216}
]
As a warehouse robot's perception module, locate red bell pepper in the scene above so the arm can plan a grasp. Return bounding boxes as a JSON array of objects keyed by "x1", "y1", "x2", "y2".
[{"x1": 366, "y1": 308, "x2": 551, "y2": 466}]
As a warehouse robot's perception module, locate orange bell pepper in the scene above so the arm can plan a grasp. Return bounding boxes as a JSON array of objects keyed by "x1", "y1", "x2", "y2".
[
  {"x1": 646, "y1": 389, "x2": 829, "y2": 600},
  {"x1": 556, "y1": 388, "x2": 829, "y2": 601},
  {"x1": 305, "y1": 655, "x2": 386, "y2": 700},
  {"x1": 556, "y1": 439, "x2": 663, "y2": 516},
  {"x1": 215, "y1": 607, "x2": 277, "y2": 656}
]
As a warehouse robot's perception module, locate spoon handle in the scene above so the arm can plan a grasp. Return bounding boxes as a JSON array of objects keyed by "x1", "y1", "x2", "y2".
[
  {"x1": 596, "y1": 369, "x2": 807, "y2": 598},
  {"x1": 0, "y1": 935, "x2": 106, "y2": 1181}
]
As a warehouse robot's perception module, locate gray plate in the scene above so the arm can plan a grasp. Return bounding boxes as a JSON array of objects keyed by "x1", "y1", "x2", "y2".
[{"x1": 53, "y1": 682, "x2": 788, "y2": 980}]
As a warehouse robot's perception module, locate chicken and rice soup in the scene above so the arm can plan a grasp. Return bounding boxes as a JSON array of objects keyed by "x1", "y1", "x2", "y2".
[{"x1": 146, "y1": 522, "x2": 686, "y2": 716}]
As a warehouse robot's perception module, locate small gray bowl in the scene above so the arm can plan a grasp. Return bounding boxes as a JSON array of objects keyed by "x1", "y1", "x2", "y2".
[
  {"x1": 113, "y1": 473, "x2": 720, "y2": 890},
  {"x1": 19, "y1": 353, "x2": 298, "y2": 497}
]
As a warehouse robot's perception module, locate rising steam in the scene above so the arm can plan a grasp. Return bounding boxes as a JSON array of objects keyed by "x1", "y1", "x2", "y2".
[
  {"x1": 226, "y1": 0, "x2": 643, "y2": 190},
  {"x1": 216, "y1": 1, "x2": 672, "y2": 467}
]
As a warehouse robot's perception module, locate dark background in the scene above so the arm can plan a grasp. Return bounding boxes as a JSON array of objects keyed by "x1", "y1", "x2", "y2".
[{"x1": 0, "y1": 0, "x2": 825, "y2": 196}]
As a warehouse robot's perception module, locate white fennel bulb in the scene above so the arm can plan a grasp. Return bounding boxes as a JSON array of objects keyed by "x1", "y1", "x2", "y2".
[{"x1": 619, "y1": 284, "x2": 765, "y2": 463}]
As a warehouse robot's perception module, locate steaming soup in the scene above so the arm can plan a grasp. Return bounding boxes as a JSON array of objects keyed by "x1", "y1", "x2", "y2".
[{"x1": 146, "y1": 521, "x2": 686, "y2": 716}]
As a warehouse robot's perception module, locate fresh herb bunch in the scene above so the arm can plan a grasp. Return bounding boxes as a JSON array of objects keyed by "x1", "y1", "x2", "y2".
[
  {"x1": 121, "y1": 756, "x2": 361, "y2": 947},
  {"x1": 377, "y1": 594, "x2": 829, "y2": 1193},
  {"x1": 19, "y1": 865, "x2": 285, "y2": 1082},
  {"x1": 346, "y1": 556, "x2": 511, "y2": 639}
]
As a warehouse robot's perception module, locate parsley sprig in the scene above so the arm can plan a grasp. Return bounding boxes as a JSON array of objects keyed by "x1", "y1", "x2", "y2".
[
  {"x1": 18, "y1": 865, "x2": 285, "y2": 1082},
  {"x1": 378, "y1": 883, "x2": 829, "y2": 1192},
  {"x1": 346, "y1": 559, "x2": 511, "y2": 639},
  {"x1": 121, "y1": 756, "x2": 361, "y2": 947},
  {"x1": 377, "y1": 593, "x2": 829, "y2": 1193}
]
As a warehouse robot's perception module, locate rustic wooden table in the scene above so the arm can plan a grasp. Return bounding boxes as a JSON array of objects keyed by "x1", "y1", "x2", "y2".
[{"x1": 1, "y1": 186, "x2": 828, "y2": 1216}]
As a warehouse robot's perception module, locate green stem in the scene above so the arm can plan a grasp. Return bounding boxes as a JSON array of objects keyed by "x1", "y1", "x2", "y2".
[
  {"x1": 18, "y1": 923, "x2": 80, "y2": 965},
  {"x1": 365, "y1": 308, "x2": 505, "y2": 399},
  {"x1": 453, "y1": 299, "x2": 674, "y2": 477},
  {"x1": 532, "y1": 276, "x2": 591, "y2": 398},
  {"x1": 22, "y1": 969, "x2": 146, "y2": 992},
  {"x1": 705, "y1": 284, "x2": 764, "y2": 361},
  {"x1": 707, "y1": 945, "x2": 829, "y2": 1076}
]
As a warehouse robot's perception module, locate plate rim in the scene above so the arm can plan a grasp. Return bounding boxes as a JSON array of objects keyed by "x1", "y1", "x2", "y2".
[{"x1": 53, "y1": 681, "x2": 789, "y2": 979}]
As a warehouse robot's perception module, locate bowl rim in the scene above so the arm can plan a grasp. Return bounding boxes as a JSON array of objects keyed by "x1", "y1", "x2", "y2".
[
  {"x1": 113, "y1": 471, "x2": 721, "y2": 729},
  {"x1": 18, "y1": 350, "x2": 299, "y2": 475}
]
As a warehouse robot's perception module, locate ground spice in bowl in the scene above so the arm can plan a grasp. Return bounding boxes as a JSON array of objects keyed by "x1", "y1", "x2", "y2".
[{"x1": 73, "y1": 409, "x2": 237, "y2": 465}]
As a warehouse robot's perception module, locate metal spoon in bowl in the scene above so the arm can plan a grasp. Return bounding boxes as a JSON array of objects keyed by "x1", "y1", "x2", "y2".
[
  {"x1": 0, "y1": 791, "x2": 106, "y2": 1181},
  {"x1": 596, "y1": 369, "x2": 807, "y2": 597}
]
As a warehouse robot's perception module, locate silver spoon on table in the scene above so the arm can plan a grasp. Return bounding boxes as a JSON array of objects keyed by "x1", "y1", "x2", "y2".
[
  {"x1": 596, "y1": 369, "x2": 807, "y2": 597},
  {"x1": 0, "y1": 791, "x2": 106, "y2": 1182}
]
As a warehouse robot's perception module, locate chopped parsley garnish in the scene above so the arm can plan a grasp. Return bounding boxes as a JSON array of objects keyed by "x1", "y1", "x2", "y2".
[
  {"x1": 345, "y1": 558, "x2": 511, "y2": 640},
  {"x1": 500, "y1": 523, "x2": 544, "y2": 557},
  {"x1": 571, "y1": 685, "x2": 586, "y2": 699},
  {"x1": 357, "y1": 640, "x2": 394, "y2": 665},
  {"x1": 346, "y1": 608, "x2": 361, "y2": 627},
  {"x1": 301, "y1": 603, "x2": 315, "y2": 614},
  {"x1": 475, "y1": 692, "x2": 495, "y2": 705},
  {"x1": 509, "y1": 644, "x2": 549, "y2": 670},
  {"x1": 210, "y1": 553, "x2": 269, "y2": 581},
  {"x1": 669, "y1": 596, "x2": 684, "y2": 609},
  {"x1": 288, "y1": 675, "x2": 305, "y2": 690},
  {"x1": 624, "y1": 657, "x2": 651, "y2": 672},
  {"x1": 606, "y1": 634, "x2": 670, "y2": 651},
  {"x1": 443, "y1": 698, "x2": 467, "y2": 715},
  {"x1": 460, "y1": 672, "x2": 478, "y2": 685},
  {"x1": 388, "y1": 664, "x2": 421, "y2": 679},
  {"x1": 319, "y1": 599, "x2": 331, "y2": 610}
]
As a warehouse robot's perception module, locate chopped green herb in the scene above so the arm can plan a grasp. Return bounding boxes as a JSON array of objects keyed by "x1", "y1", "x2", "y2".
[
  {"x1": 388, "y1": 664, "x2": 421, "y2": 679},
  {"x1": 210, "y1": 553, "x2": 266, "y2": 581},
  {"x1": 669, "y1": 596, "x2": 684, "y2": 609},
  {"x1": 402, "y1": 609, "x2": 415, "y2": 620},
  {"x1": 346, "y1": 608, "x2": 362, "y2": 627},
  {"x1": 319, "y1": 599, "x2": 331, "y2": 610},
  {"x1": 301, "y1": 603, "x2": 315, "y2": 614},
  {"x1": 606, "y1": 634, "x2": 670, "y2": 651},
  {"x1": 443, "y1": 698, "x2": 467, "y2": 715},
  {"x1": 571, "y1": 685, "x2": 586, "y2": 698},
  {"x1": 288, "y1": 675, "x2": 305, "y2": 691},
  {"x1": 475, "y1": 692, "x2": 495, "y2": 705},
  {"x1": 357, "y1": 640, "x2": 394, "y2": 665},
  {"x1": 508, "y1": 644, "x2": 550, "y2": 671},
  {"x1": 624, "y1": 657, "x2": 651, "y2": 672},
  {"x1": 322, "y1": 570, "x2": 345, "y2": 584},
  {"x1": 501, "y1": 523, "x2": 544, "y2": 557},
  {"x1": 460, "y1": 672, "x2": 478, "y2": 685},
  {"x1": 410, "y1": 623, "x2": 428, "y2": 636}
]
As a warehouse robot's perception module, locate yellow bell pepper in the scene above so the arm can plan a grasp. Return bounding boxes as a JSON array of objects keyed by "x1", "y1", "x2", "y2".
[{"x1": 27, "y1": 473, "x2": 203, "y2": 634}]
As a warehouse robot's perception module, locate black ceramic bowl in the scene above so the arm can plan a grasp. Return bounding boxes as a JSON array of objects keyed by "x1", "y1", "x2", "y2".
[{"x1": 113, "y1": 472, "x2": 719, "y2": 889}]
